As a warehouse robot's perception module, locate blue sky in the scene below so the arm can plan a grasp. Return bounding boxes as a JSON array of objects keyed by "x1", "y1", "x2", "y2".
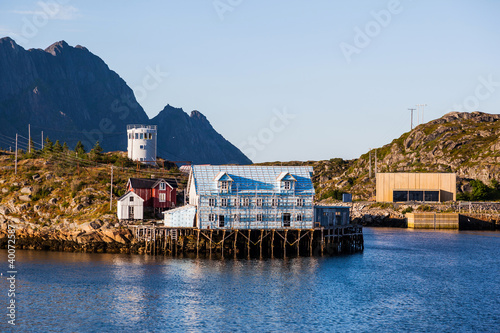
[{"x1": 1, "y1": 0, "x2": 500, "y2": 162}]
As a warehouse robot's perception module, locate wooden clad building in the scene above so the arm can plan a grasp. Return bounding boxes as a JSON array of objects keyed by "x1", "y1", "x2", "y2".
[
  {"x1": 126, "y1": 178, "x2": 178, "y2": 211},
  {"x1": 376, "y1": 173, "x2": 456, "y2": 203}
]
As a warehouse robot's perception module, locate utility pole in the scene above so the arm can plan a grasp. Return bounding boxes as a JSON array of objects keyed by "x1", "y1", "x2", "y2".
[
  {"x1": 110, "y1": 166, "x2": 114, "y2": 211},
  {"x1": 416, "y1": 104, "x2": 428, "y2": 125},
  {"x1": 28, "y1": 124, "x2": 31, "y2": 153},
  {"x1": 368, "y1": 149, "x2": 372, "y2": 178},
  {"x1": 408, "y1": 108, "x2": 416, "y2": 130},
  {"x1": 41, "y1": 131, "x2": 44, "y2": 150},
  {"x1": 15, "y1": 134, "x2": 18, "y2": 175}
]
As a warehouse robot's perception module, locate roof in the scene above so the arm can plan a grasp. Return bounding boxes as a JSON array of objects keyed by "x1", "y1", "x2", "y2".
[
  {"x1": 117, "y1": 191, "x2": 144, "y2": 202},
  {"x1": 277, "y1": 172, "x2": 296, "y2": 181},
  {"x1": 191, "y1": 165, "x2": 315, "y2": 195},
  {"x1": 128, "y1": 178, "x2": 178, "y2": 189},
  {"x1": 214, "y1": 171, "x2": 233, "y2": 182}
]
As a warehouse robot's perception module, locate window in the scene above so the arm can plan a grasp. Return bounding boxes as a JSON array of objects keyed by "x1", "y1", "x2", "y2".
[
  {"x1": 424, "y1": 191, "x2": 439, "y2": 202},
  {"x1": 135, "y1": 133, "x2": 138, "y2": 139},
  {"x1": 283, "y1": 213, "x2": 291, "y2": 227},
  {"x1": 221, "y1": 198, "x2": 229, "y2": 207},
  {"x1": 233, "y1": 214, "x2": 240, "y2": 222},
  {"x1": 129, "y1": 196, "x2": 134, "y2": 202},
  {"x1": 159, "y1": 182, "x2": 166, "y2": 190},
  {"x1": 284, "y1": 181, "x2": 291, "y2": 190},
  {"x1": 297, "y1": 214, "x2": 303, "y2": 222},
  {"x1": 393, "y1": 191, "x2": 408, "y2": 202},
  {"x1": 159, "y1": 193, "x2": 166, "y2": 202},
  {"x1": 243, "y1": 197, "x2": 250, "y2": 207},
  {"x1": 209, "y1": 198, "x2": 216, "y2": 207},
  {"x1": 221, "y1": 181, "x2": 229, "y2": 192},
  {"x1": 272, "y1": 198, "x2": 278, "y2": 207},
  {"x1": 409, "y1": 191, "x2": 423, "y2": 201},
  {"x1": 128, "y1": 133, "x2": 131, "y2": 139},
  {"x1": 257, "y1": 198, "x2": 263, "y2": 206},
  {"x1": 257, "y1": 214, "x2": 263, "y2": 222},
  {"x1": 140, "y1": 145, "x2": 144, "y2": 149},
  {"x1": 149, "y1": 133, "x2": 153, "y2": 140},
  {"x1": 209, "y1": 214, "x2": 216, "y2": 222},
  {"x1": 219, "y1": 215, "x2": 225, "y2": 228},
  {"x1": 140, "y1": 133, "x2": 144, "y2": 139},
  {"x1": 128, "y1": 206, "x2": 134, "y2": 219},
  {"x1": 296, "y1": 198, "x2": 304, "y2": 206}
]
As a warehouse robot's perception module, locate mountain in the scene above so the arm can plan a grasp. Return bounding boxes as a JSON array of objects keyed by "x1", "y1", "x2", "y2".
[
  {"x1": 261, "y1": 112, "x2": 500, "y2": 201},
  {"x1": 152, "y1": 105, "x2": 252, "y2": 164},
  {"x1": 0, "y1": 37, "x2": 251, "y2": 165}
]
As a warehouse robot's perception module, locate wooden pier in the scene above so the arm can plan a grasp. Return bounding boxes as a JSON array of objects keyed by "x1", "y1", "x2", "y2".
[{"x1": 128, "y1": 225, "x2": 363, "y2": 258}]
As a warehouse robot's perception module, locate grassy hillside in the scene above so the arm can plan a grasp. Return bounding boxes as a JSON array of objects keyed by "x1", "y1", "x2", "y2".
[
  {"x1": 0, "y1": 148, "x2": 187, "y2": 226},
  {"x1": 262, "y1": 112, "x2": 500, "y2": 202}
]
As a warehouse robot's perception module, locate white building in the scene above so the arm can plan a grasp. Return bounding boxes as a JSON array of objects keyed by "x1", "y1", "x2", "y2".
[
  {"x1": 165, "y1": 165, "x2": 315, "y2": 229},
  {"x1": 117, "y1": 191, "x2": 144, "y2": 220},
  {"x1": 127, "y1": 124, "x2": 157, "y2": 164}
]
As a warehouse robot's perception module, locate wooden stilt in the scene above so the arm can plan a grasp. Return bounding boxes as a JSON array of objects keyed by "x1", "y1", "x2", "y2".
[
  {"x1": 247, "y1": 229, "x2": 251, "y2": 258},
  {"x1": 221, "y1": 230, "x2": 226, "y2": 258},
  {"x1": 284, "y1": 230, "x2": 288, "y2": 258},
  {"x1": 234, "y1": 230, "x2": 238, "y2": 258},
  {"x1": 321, "y1": 227, "x2": 325, "y2": 255},
  {"x1": 271, "y1": 230, "x2": 275, "y2": 258},
  {"x1": 297, "y1": 230, "x2": 301, "y2": 256},
  {"x1": 209, "y1": 230, "x2": 213, "y2": 256},
  {"x1": 259, "y1": 229, "x2": 264, "y2": 258},
  {"x1": 196, "y1": 229, "x2": 200, "y2": 255},
  {"x1": 309, "y1": 230, "x2": 313, "y2": 256}
]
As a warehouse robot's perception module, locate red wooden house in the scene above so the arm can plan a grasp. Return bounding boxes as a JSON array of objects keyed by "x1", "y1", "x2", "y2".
[{"x1": 126, "y1": 178, "x2": 178, "y2": 213}]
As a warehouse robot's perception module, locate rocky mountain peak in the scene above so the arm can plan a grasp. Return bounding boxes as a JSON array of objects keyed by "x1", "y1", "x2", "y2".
[
  {"x1": 0, "y1": 37, "x2": 252, "y2": 165},
  {"x1": 44, "y1": 40, "x2": 71, "y2": 56}
]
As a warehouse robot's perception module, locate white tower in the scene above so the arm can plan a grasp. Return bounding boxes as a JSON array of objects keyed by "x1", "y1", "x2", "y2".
[{"x1": 127, "y1": 125, "x2": 157, "y2": 164}]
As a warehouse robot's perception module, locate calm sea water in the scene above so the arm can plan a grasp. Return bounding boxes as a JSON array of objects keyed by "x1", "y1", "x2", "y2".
[{"x1": 1, "y1": 228, "x2": 499, "y2": 332}]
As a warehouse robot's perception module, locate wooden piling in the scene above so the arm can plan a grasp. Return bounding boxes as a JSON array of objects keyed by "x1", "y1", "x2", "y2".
[
  {"x1": 297, "y1": 230, "x2": 301, "y2": 256},
  {"x1": 247, "y1": 229, "x2": 251, "y2": 258},
  {"x1": 259, "y1": 229, "x2": 264, "y2": 258},
  {"x1": 284, "y1": 230, "x2": 288, "y2": 258},
  {"x1": 234, "y1": 230, "x2": 238, "y2": 257},
  {"x1": 271, "y1": 229, "x2": 275, "y2": 258}
]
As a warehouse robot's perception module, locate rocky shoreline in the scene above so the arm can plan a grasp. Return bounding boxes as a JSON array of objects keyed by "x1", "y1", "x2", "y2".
[{"x1": 0, "y1": 217, "x2": 147, "y2": 254}]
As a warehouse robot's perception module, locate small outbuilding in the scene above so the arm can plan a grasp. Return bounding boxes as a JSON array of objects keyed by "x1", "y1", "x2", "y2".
[
  {"x1": 164, "y1": 205, "x2": 197, "y2": 228},
  {"x1": 117, "y1": 191, "x2": 144, "y2": 220}
]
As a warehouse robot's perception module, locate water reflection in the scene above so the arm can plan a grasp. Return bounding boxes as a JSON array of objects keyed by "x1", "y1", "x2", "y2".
[{"x1": 2, "y1": 228, "x2": 499, "y2": 332}]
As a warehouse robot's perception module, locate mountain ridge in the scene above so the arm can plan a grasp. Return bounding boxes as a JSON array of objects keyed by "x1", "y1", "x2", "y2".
[{"x1": 0, "y1": 37, "x2": 251, "y2": 165}]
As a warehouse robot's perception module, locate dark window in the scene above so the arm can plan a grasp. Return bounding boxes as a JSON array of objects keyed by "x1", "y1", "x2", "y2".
[
  {"x1": 335, "y1": 211, "x2": 342, "y2": 225},
  {"x1": 393, "y1": 191, "x2": 408, "y2": 202},
  {"x1": 409, "y1": 191, "x2": 423, "y2": 201},
  {"x1": 283, "y1": 213, "x2": 291, "y2": 227},
  {"x1": 128, "y1": 206, "x2": 134, "y2": 219},
  {"x1": 129, "y1": 196, "x2": 134, "y2": 202},
  {"x1": 424, "y1": 191, "x2": 439, "y2": 202},
  {"x1": 219, "y1": 215, "x2": 225, "y2": 228}
]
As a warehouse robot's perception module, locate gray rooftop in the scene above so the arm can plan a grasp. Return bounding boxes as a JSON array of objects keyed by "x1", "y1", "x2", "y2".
[{"x1": 191, "y1": 165, "x2": 315, "y2": 195}]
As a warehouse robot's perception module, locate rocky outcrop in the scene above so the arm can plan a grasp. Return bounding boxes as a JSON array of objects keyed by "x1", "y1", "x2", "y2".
[
  {"x1": 0, "y1": 216, "x2": 143, "y2": 254},
  {"x1": 310, "y1": 111, "x2": 500, "y2": 200}
]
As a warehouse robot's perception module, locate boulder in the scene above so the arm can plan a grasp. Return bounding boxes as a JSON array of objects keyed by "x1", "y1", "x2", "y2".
[
  {"x1": 19, "y1": 195, "x2": 32, "y2": 202},
  {"x1": 21, "y1": 186, "x2": 33, "y2": 194},
  {"x1": 48, "y1": 198, "x2": 58, "y2": 205},
  {"x1": 1, "y1": 188, "x2": 8, "y2": 194},
  {"x1": 32, "y1": 174, "x2": 41, "y2": 181}
]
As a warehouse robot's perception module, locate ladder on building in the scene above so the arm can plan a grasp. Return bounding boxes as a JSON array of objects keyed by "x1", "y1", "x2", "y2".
[{"x1": 170, "y1": 229, "x2": 178, "y2": 241}]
